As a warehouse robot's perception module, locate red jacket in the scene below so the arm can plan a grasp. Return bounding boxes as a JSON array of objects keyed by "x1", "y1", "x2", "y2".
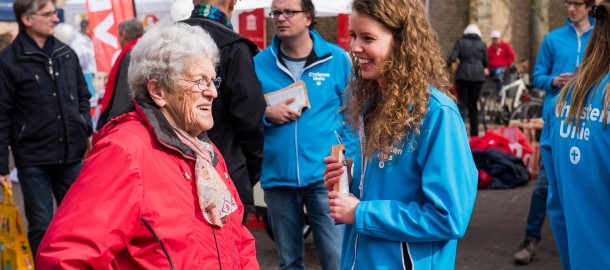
[
  {"x1": 487, "y1": 41, "x2": 515, "y2": 69},
  {"x1": 36, "y1": 100, "x2": 259, "y2": 269}
]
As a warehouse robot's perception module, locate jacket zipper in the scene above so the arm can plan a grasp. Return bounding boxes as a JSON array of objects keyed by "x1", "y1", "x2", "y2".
[
  {"x1": 351, "y1": 117, "x2": 368, "y2": 269},
  {"x1": 212, "y1": 228, "x2": 223, "y2": 270},
  {"x1": 271, "y1": 48, "x2": 333, "y2": 187},
  {"x1": 17, "y1": 124, "x2": 26, "y2": 143},
  {"x1": 141, "y1": 217, "x2": 175, "y2": 270}
]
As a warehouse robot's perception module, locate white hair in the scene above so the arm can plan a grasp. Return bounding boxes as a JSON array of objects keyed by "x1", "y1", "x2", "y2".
[
  {"x1": 463, "y1": 24, "x2": 481, "y2": 37},
  {"x1": 128, "y1": 23, "x2": 220, "y2": 99}
]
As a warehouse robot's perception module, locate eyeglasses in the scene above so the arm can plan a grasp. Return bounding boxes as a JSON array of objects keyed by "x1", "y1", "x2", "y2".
[
  {"x1": 32, "y1": 10, "x2": 58, "y2": 18},
  {"x1": 180, "y1": 76, "x2": 222, "y2": 93},
  {"x1": 564, "y1": 1, "x2": 586, "y2": 8},
  {"x1": 269, "y1": 10, "x2": 306, "y2": 18}
]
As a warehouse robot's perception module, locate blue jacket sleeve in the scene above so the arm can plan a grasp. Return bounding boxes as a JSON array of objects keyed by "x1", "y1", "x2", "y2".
[
  {"x1": 539, "y1": 103, "x2": 570, "y2": 268},
  {"x1": 532, "y1": 37, "x2": 559, "y2": 94},
  {"x1": 353, "y1": 105, "x2": 478, "y2": 242}
]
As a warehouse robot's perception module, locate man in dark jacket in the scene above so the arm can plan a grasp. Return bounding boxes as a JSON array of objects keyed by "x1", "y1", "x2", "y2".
[
  {"x1": 95, "y1": 18, "x2": 144, "y2": 131},
  {"x1": 182, "y1": 0, "x2": 266, "y2": 223},
  {"x1": 0, "y1": 0, "x2": 92, "y2": 255}
]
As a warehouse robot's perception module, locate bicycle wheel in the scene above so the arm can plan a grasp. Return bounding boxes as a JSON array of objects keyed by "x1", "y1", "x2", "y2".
[
  {"x1": 509, "y1": 100, "x2": 543, "y2": 122},
  {"x1": 480, "y1": 93, "x2": 510, "y2": 130}
]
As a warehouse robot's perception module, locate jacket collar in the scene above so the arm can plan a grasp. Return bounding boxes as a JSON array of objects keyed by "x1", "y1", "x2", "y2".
[
  {"x1": 270, "y1": 29, "x2": 332, "y2": 68},
  {"x1": 565, "y1": 16, "x2": 595, "y2": 33},
  {"x1": 133, "y1": 97, "x2": 218, "y2": 165},
  {"x1": 13, "y1": 32, "x2": 67, "y2": 59}
]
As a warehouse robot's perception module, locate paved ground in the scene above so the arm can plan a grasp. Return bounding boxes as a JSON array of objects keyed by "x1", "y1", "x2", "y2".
[
  {"x1": 8, "y1": 172, "x2": 560, "y2": 270},
  {"x1": 249, "y1": 179, "x2": 561, "y2": 270}
]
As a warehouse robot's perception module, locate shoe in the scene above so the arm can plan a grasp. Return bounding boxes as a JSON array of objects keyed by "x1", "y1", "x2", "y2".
[{"x1": 513, "y1": 237, "x2": 538, "y2": 264}]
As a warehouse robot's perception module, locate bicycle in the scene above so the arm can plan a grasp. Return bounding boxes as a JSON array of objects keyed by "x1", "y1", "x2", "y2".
[
  {"x1": 509, "y1": 96, "x2": 543, "y2": 122},
  {"x1": 479, "y1": 73, "x2": 539, "y2": 130}
]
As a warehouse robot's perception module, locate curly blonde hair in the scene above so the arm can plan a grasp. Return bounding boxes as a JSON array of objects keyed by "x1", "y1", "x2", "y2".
[{"x1": 344, "y1": 0, "x2": 453, "y2": 160}]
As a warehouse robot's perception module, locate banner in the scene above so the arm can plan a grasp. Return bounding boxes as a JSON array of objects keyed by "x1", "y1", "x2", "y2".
[
  {"x1": 86, "y1": 0, "x2": 135, "y2": 72},
  {"x1": 238, "y1": 8, "x2": 265, "y2": 50},
  {"x1": 337, "y1": 13, "x2": 350, "y2": 51}
]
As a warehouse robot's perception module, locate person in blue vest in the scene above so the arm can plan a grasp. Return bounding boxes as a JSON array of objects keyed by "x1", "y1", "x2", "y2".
[
  {"x1": 323, "y1": 0, "x2": 478, "y2": 269},
  {"x1": 514, "y1": 0, "x2": 595, "y2": 264},
  {"x1": 253, "y1": 0, "x2": 356, "y2": 268},
  {"x1": 540, "y1": 2, "x2": 610, "y2": 268}
]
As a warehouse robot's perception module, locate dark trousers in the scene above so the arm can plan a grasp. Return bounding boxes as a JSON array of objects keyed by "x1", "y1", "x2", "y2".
[
  {"x1": 456, "y1": 80, "x2": 484, "y2": 136},
  {"x1": 525, "y1": 160, "x2": 548, "y2": 240},
  {"x1": 17, "y1": 162, "x2": 81, "y2": 255}
]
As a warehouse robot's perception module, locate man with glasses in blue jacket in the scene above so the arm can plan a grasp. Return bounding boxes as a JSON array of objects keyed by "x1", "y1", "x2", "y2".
[
  {"x1": 513, "y1": 0, "x2": 594, "y2": 264},
  {"x1": 254, "y1": 0, "x2": 356, "y2": 269}
]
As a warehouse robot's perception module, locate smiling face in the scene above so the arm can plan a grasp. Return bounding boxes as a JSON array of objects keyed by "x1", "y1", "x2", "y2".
[
  {"x1": 349, "y1": 11, "x2": 395, "y2": 83},
  {"x1": 162, "y1": 56, "x2": 218, "y2": 136}
]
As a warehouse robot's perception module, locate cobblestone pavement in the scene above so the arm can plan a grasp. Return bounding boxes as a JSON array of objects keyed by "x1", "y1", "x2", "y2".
[
  {"x1": 9, "y1": 174, "x2": 559, "y2": 269},
  {"x1": 250, "y1": 179, "x2": 560, "y2": 270}
]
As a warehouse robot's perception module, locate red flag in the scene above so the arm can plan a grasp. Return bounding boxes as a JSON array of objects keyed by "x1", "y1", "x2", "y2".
[
  {"x1": 238, "y1": 8, "x2": 265, "y2": 50},
  {"x1": 86, "y1": 0, "x2": 135, "y2": 72},
  {"x1": 337, "y1": 13, "x2": 350, "y2": 51}
]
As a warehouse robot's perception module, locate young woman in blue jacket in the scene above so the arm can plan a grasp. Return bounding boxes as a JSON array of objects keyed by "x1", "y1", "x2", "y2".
[
  {"x1": 323, "y1": 0, "x2": 478, "y2": 269},
  {"x1": 541, "y1": 2, "x2": 610, "y2": 269}
]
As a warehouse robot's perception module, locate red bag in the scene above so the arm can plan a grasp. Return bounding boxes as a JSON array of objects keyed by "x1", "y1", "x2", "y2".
[{"x1": 470, "y1": 127, "x2": 535, "y2": 186}]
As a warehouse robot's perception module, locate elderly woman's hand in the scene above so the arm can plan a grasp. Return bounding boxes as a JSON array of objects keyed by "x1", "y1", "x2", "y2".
[{"x1": 264, "y1": 97, "x2": 301, "y2": 124}]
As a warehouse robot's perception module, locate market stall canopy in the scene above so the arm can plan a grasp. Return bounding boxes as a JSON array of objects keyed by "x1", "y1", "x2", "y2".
[
  {"x1": 0, "y1": 0, "x2": 14, "y2": 21},
  {"x1": 234, "y1": 0, "x2": 351, "y2": 17}
]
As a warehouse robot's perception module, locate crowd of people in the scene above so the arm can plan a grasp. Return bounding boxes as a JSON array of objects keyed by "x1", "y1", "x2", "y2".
[{"x1": 0, "y1": 0, "x2": 608, "y2": 269}]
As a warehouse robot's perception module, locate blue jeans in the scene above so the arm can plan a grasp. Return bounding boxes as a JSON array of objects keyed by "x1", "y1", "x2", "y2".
[
  {"x1": 524, "y1": 160, "x2": 548, "y2": 240},
  {"x1": 264, "y1": 181, "x2": 342, "y2": 270},
  {"x1": 489, "y1": 67, "x2": 507, "y2": 91},
  {"x1": 18, "y1": 162, "x2": 81, "y2": 255}
]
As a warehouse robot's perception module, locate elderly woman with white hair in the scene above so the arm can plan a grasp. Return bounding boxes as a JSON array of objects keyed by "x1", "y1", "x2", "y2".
[
  {"x1": 447, "y1": 24, "x2": 489, "y2": 137},
  {"x1": 36, "y1": 23, "x2": 259, "y2": 269}
]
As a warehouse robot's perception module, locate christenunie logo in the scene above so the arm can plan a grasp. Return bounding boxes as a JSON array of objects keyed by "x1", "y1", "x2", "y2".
[{"x1": 309, "y1": 72, "x2": 330, "y2": 86}]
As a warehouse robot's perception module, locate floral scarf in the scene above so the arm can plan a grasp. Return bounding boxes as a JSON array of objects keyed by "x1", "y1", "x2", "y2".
[{"x1": 174, "y1": 127, "x2": 237, "y2": 227}]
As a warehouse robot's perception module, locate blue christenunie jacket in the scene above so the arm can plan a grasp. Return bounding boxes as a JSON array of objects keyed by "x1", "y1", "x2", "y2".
[
  {"x1": 342, "y1": 88, "x2": 478, "y2": 270},
  {"x1": 254, "y1": 30, "x2": 357, "y2": 189},
  {"x1": 532, "y1": 17, "x2": 594, "y2": 116},
  {"x1": 540, "y1": 73, "x2": 610, "y2": 269}
]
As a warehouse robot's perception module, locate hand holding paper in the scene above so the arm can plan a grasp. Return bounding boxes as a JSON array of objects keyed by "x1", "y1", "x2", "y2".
[
  {"x1": 265, "y1": 98, "x2": 302, "y2": 125},
  {"x1": 264, "y1": 81, "x2": 311, "y2": 112}
]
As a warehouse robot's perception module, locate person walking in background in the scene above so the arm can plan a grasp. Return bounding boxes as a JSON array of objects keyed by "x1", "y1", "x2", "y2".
[
  {"x1": 487, "y1": 30, "x2": 515, "y2": 91},
  {"x1": 541, "y1": 2, "x2": 610, "y2": 268},
  {"x1": 323, "y1": 0, "x2": 478, "y2": 269},
  {"x1": 96, "y1": 18, "x2": 144, "y2": 130},
  {"x1": 36, "y1": 23, "x2": 259, "y2": 269},
  {"x1": 0, "y1": 0, "x2": 92, "y2": 256},
  {"x1": 70, "y1": 19, "x2": 96, "y2": 74},
  {"x1": 182, "y1": 0, "x2": 266, "y2": 224},
  {"x1": 254, "y1": 0, "x2": 356, "y2": 268},
  {"x1": 514, "y1": 0, "x2": 594, "y2": 264},
  {"x1": 447, "y1": 24, "x2": 488, "y2": 137}
]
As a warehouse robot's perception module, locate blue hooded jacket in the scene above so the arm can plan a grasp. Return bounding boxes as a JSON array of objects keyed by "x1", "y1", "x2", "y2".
[
  {"x1": 540, "y1": 73, "x2": 610, "y2": 269},
  {"x1": 254, "y1": 30, "x2": 357, "y2": 188},
  {"x1": 342, "y1": 88, "x2": 478, "y2": 269},
  {"x1": 532, "y1": 17, "x2": 594, "y2": 116}
]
